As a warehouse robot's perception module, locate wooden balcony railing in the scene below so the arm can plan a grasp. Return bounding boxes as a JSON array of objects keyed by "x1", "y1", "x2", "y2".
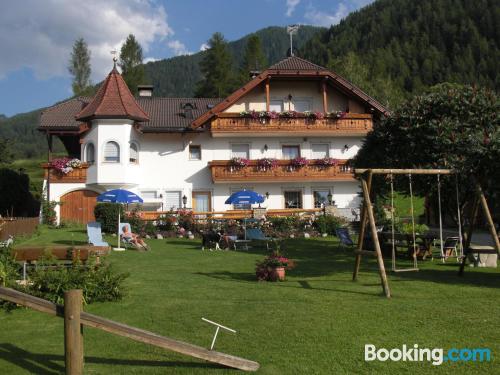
[
  {"x1": 208, "y1": 159, "x2": 354, "y2": 183},
  {"x1": 210, "y1": 113, "x2": 372, "y2": 136},
  {"x1": 42, "y1": 163, "x2": 89, "y2": 183}
]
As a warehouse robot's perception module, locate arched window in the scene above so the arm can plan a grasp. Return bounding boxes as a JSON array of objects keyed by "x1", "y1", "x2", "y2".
[
  {"x1": 129, "y1": 142, "x2": 139, "y2": 163},
  {"x1": 104, "y1": 141, "x2": 120, "y2": 163},
  {"x1": 85, "y1": 143, "x2": 95, "y2": 164}
]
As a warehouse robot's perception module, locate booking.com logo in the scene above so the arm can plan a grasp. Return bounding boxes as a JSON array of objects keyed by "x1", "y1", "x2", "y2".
[{"x1": 365, "y1": 344, "x2": 491, "y2": 366}]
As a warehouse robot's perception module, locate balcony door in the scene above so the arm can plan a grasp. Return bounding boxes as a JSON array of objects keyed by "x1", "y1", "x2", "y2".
[{"x1": 192, "y1": 191, "x2": 211, "y2": 212}]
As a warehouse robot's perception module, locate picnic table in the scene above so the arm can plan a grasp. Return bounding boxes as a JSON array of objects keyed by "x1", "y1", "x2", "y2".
[{"x1": 380, "y1": 232, "x2": 438, "y2": 260}]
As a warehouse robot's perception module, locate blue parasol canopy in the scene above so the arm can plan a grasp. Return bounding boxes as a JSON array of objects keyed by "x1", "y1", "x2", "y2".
[
  {"x1": 225, "y1": 190, "x2": 264, "y2": 205},
  {"x1": 97, "y1": 189, "x2": 143, "y2": 204}
]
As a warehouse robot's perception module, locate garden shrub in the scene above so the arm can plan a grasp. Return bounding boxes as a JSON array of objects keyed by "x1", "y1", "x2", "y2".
[
  {"x1": 41, "y1": 200, "x2": 58, "y2": 226},
  {"x1": 143, "y1": 221, "x2": 157, "y2": 236},
  {"x1": 268, "y1": 216, "x2": 298, "y2": 233},
  {"x1": 157, "y1": 213, "x2": 176, "y2": 231},
  {"x1": 94, "y1": 203, "x2": 124, "y2": 233},
  {"x1": 0, "y1": 245, "x2": 19, "y2": 288},
  {"x1": 125, "y1": 208, "x2": 145, "y2": 234},
  {"x1": 25, "y1": 257, "x2": 129, "y2": 305},
  {"x1": 314, "y1": 215, "x2": 346, "y2": 235},
  {"x1": 177, "y1": 210, "x2": 194, "y2": 231}
]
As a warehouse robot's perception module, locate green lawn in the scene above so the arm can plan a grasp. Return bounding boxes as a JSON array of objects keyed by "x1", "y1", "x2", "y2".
[{"x1": 0, "y1": 226, "x2": 499, "y2": 374}]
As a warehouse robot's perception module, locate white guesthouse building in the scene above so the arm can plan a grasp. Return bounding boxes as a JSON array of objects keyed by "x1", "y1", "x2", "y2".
[{"x1": 39, "y1": 56, "x2": 388, "y2": 224}]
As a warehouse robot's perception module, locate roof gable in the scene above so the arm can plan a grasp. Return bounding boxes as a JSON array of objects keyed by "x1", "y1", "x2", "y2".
[
  {"x1": 191, "y1": 56, "x2": 389, "y2": 128},
  {"x1": 75, "y1": 67, "x2": 150, "y2": 122}
]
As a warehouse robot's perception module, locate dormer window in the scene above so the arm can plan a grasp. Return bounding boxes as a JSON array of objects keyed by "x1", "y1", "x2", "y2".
[
  {"x1": 181, "y1": 102, "x2": 196, "y2": 119},
  {"x1": 104, "y1": 141, "x2": 120, "y2": 163}
]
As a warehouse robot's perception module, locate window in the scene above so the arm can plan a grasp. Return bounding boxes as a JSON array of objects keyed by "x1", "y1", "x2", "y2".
[
  {"x1": 282, "y1": 145, "x2": 300, "y2": 160},
  {"x1": 313, "y1": 190, "x2": 331, "y2": 208},
  {"x1": 141, "y1": 191, "x2": 157, "y2": 200},
  {"x1": 85, "y1": 143, "x2": 95, "y2": 164},
  {"x1": 104, "y1": 141, "x2": 120, "y2": 163},
  {"x1": 189, "y1": 145, "x2": 201, "y2": 160},
  {"x1": 164, "y1": 191, "x2": 181, "y2": 210},
  {"x1": 284, "y1": 191, "x2": 302, "y2": 209},
  {"x1": 270, "y1": 100, "x2": 283, "y2": 112},
  {"x1": 293, "y1": 99, "x2": 312, "y2": 112},
  {"x1": 231, "y1": 144, "x2": 250, "y2": 159},
  {"x1": 311, "y1": 144, "x2": 329, "y2": 159},
  {"x1": 129, "y1": 142, "x2": 139, "y2": 163}
]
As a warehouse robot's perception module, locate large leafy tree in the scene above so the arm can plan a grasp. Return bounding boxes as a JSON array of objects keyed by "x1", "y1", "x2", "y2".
[
  {"x1": 68, "y1": 38, "x2": 92, "y2": 96},
  {"x1": 195, "y1": 32, "x2": 237, "y2": 98},
  {"x1": 0, "y1": 137, "x2": 13, "y2": 165},
  {"x1": 355, "y1": 83, "x2": 499, "y2": 223},
  {"x1": 238, "y1": 34, "x2": 267, "y2": 85},
  {"x1": 119, "y1": 34, "x2": 146, "y2": 94}
]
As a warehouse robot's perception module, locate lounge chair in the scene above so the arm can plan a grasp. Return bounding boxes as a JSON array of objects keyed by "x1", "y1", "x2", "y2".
[
  {"x1": 246, "y1": 228, "x2": 275, "y2": 250},
  {"x1": 336, "y1": 227, "x2": 354, "y2": 249},
  {"x1": 87, "y1": 222, "x2": 109, "y2": 247},
  {"x1": 118, "y1": 222, "x2": 137, "y2": 249},
  {"x1": 442, "y1": 236, "x2": 460, "y2": 261}
]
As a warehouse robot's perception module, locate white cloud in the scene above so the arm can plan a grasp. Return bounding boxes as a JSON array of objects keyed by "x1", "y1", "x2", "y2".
[
  {"x1": 285, "y1": 0, "x2": 301, "y2": 17},
  {"x1": 167, "y1": 40, "x2": 191, "y2": 56},
  {"x1": 0, "y1": 0, "x2": 172, "y2": 81},
  {"x1": 305, "y1": 3, "x2": 349, "y2": 27},
  {"x1": 199, "y1": 43, "x2": 209, "y2": 51},
  {"x1": 144, "y1": 57, "x2": 160, "y2": 64}
]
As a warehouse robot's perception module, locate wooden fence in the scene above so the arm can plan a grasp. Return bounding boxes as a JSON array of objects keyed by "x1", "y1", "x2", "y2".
[
  {"x1": 0, "y1": 217, "x2": 39, "y2": 240},
  {"x1": 0, "y1": 287, "x2": 259, "y2": 373}
]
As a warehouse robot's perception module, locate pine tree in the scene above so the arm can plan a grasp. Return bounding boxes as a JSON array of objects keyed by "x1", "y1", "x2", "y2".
[
  {"x1": 195, "y1": 32, "x2": 236, "y2": 98},
  {"x1": 238, "y1": 34, "x2": 267, "y2": 85},
  {"x1": 119, "y1": 34, "x2": 145, "y2": 94},
  {"x1": 68, "y1": 38, "x2": 92, "y2": 96}
]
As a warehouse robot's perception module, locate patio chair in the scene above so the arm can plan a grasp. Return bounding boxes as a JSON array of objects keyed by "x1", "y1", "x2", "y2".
[
  {"x1": 442, "y1": 236, "x2": 460, "y2": 261},
  {"x1": 0, "y1": 235, "x2": 14, "y2": 248},
  {"x1": 87, "y1": 222, "x2": 109, "y2": 247},
  {"x1": 336, "y1": 227, "x2": 354, "y2": 249},
  {"x1": 246, "y1": 228, "x2": 275, "y2": 250}
]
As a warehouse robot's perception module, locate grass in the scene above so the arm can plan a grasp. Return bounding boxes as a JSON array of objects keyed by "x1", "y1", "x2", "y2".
[
  {"x1": 383, "y1": 191, "x2": 425, "y2": 219},
  {"x1": 1, "y1": 225, "x2": 499, "y2": 374},
  {"x1": 10, "y1": 158, "x2": 46, "y2": 199}
]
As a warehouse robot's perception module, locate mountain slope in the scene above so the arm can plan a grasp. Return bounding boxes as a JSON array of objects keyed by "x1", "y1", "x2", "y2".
[
  {"x1": 145, "y1": 26, "x2": 322, "y2": 97},
  {"x1": 302, "y1": 0, "x2": 499, "y2": 106}
]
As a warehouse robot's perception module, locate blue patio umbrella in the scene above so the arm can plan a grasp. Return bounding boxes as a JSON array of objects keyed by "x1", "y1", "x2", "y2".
[
  {"x1": 97, "y1": 189, "x2": 143, "y2": 250},
  {"x1": 225, "y1": 190, "x2": 264, "y2": 205},
  {"x1": 225, "y1": 190, "x2": 265, "y2": 240}
]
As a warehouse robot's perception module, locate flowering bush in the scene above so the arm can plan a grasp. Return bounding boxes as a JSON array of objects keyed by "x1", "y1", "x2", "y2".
[
  {"x1": 257, "y1": 158, "x2": 278, "y2": 170},
  {"x1": 50, "y1": 158, "x2": 83, "y2": 175},
  {"x1": 327, "y1": 111, "x2": 347, "y2": 119},
  {"x1": 230, "y1": 157, "x2": 250, "y2": 168},
  {"x1": 290, "y1": 157, "x2": 309, "y2": 168},
  {"x1": 303, "y1": 111, "x2": 325, "y2": 120},
  {"x1": 315, "y1": 157, "x2": 339, "y2": 168}
]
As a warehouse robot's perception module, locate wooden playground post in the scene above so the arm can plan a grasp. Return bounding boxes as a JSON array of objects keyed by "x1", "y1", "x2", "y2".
[
  {"x1": 359, "y1": 178, "x2": 391, "y2": 298},
  {"x1": 353, "y1": 171, "x2": 372, "y2": 281},
  {"x1": 477, "y1": 183, "x2": 500, "y2": 254},
  {"x1": 64, "y1": 290, "x2": 83, "y2": 375}
]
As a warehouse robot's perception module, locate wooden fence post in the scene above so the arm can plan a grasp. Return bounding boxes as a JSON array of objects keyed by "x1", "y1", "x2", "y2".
[{"x1": 64, "y1": 289, "x2": 83, "y2": 375}]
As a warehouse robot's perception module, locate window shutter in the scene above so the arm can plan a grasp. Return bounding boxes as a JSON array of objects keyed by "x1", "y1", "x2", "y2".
[
  {"x1": 86, "y1": 143, "x2": 95, "y2": 163},
  {"x1": 311, "y1": 144, "x2": 329, "y2": 158},
  {"x1": 165, "y1": 191, "x2": 181, "y2": 210},
  {"x1": 130, "y1": 143, "x2": 138, "y2": 163},
  {"x1": 104, "y1": 142, "x2": 120, "y2": 162},
  {"x1": 231, "y1": 144, "x2": 249, "y2": 158}
]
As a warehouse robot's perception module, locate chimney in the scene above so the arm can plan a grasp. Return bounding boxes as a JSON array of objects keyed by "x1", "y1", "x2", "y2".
[
  {"x1": 249, "y1": 70, "x2": 261, "y2": 79},
  {"x1": 137, "y1": 85, "x2": 153, "y2": 97}
]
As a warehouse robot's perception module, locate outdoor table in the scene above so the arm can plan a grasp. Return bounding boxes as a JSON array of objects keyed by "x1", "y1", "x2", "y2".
[{"x1": 234, "y1": 239, "x2": 251, "y2": 251}]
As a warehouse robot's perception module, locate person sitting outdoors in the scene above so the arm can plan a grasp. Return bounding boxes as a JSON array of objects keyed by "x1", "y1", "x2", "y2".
[{"x1": 122, "y1": 225, "x2": 149, "y2": 250}]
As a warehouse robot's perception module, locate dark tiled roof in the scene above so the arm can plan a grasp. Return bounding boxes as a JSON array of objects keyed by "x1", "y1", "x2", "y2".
[
  {"x1": 76, "y1": 67, "x2": 150, "y2": 122},
  {"x1": 39, "y1": 97, "x2": 91, "y2": 129},
  {"x1": 39, "y1": 96, "x2": 221, "y2": 131},
  {"x1": 268, "y1": 56, "x2": 327, "y2": 71},
  {"x1": 137, "y1": 97, "x2": 221, "y2": 130}
]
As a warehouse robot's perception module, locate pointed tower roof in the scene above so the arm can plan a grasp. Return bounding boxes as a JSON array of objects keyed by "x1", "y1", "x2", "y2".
[{"x1": 75, "y1": 66, "x2": 150, "y2": 122}]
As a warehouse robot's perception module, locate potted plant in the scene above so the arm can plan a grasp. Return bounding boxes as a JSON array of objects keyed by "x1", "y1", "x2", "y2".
[
  {"x1": 229, "y1": 157, "x2": 250, "y2": 171},
  {"x1": 326, "y1": 110, "x2": 347, "y2": 119},
  {"x1": 315, "y1": 157, "x2": 339, "y2": 169},
  {"x1": 303, "y1": 111, "x2": 325, "y2": 122},
  {"x1": 255, "y1": 250, "x2": 294, "y2": 281},
  {"x1": 50, "y1": 157, "x2": 83, "y2": 175},
  {"x1": 257, "y1": 158, "x2": 278, "y2": 171},
  {"x1": 290, "y1": 157, "x2": 309, "y2": 169}
]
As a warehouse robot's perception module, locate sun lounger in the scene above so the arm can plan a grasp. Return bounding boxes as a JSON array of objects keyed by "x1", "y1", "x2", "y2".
[
  {"x1": 87, "y1": 222, "x2": 109, "y2": 247},
  {"x1": 246, "y1": 228, "x2": 275, "y2": 249}
]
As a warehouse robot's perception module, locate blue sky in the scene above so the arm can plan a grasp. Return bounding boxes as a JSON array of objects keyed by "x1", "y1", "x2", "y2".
[{"x1": 0, "y1": 0, "x2": 373, "y2": 117}]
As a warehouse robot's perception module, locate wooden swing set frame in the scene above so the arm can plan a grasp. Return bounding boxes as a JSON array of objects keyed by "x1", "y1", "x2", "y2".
[{"x1": 352, "y1": 168, "x2": 500, "y2": 298}]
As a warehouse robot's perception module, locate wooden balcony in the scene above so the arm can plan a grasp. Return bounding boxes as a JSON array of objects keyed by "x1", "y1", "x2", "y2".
[
  {"x1": 42, "y1": 163, "x2": 89, "y2": 183},
  {"x1": 208, "y1": 160, "x2": 355, "y2": 183},
  {"x1": 210, "y1": 113, "x2": 373, "y2": 137}
]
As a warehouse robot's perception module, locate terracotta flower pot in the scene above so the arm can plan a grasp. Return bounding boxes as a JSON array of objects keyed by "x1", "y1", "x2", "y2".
[{"x1": 272, "y1": 266, "x2": 286, "y2": 281}]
